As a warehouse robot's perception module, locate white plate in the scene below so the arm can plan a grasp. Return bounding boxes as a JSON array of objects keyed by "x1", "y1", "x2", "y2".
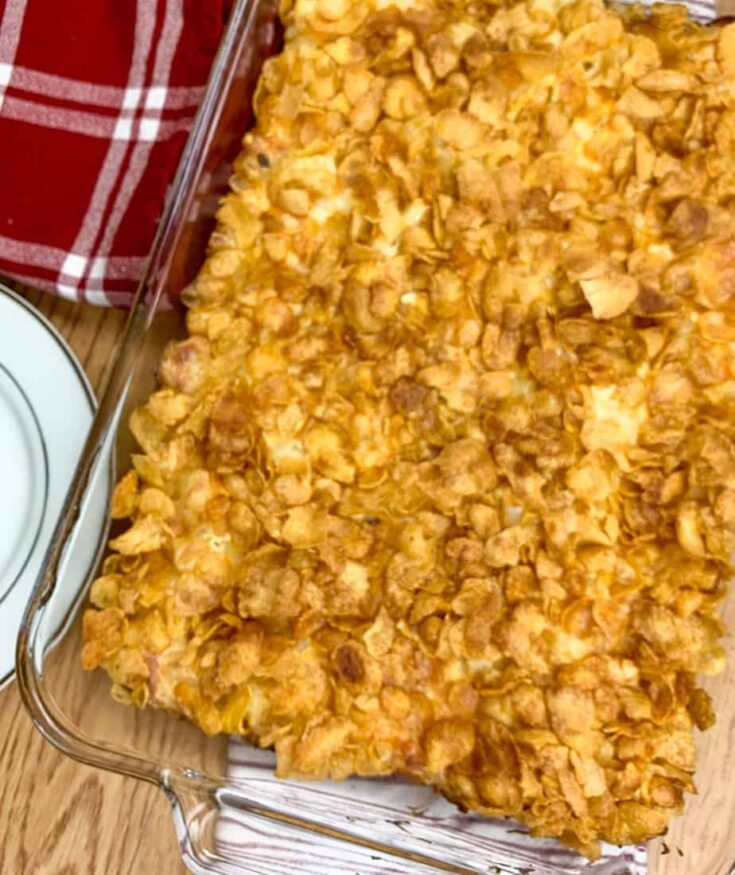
[{"x1": 0, "y1": 285, "x2": 112, "y2": 688}]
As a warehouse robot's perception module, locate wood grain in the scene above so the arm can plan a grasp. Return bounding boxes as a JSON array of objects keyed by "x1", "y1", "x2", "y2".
[{"x1": 0, "y1": 287, "x2": 187, "y2": 875}]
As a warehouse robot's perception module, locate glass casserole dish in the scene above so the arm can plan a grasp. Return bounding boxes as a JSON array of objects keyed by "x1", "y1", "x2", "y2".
[{"x1": 16, "y1": 0, "x2": 735, "y2": 872}]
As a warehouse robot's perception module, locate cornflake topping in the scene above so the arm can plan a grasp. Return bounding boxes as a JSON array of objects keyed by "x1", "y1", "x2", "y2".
[{"x1": 83, "y1": 0, "x2": 735, "y2": 859}]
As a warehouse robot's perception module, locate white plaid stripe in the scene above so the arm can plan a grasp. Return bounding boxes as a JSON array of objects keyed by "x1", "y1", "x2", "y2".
[
  {"x1": 0, "y1": 234, "x2": 147, "y2": 288},
  {"x1": 121, "y1": 86, "x2": 142, "y2": 110},
  {"x1": 111, "y1": 116, "x2": 133, "y2": 141},
  {"x1": 138, "y1": 117, "x2": 161, "y2": 141},
  {"x1": 0, "y1": 234, "x2": 70, "y2": 270},
  {"x1": 82, "y1": 0, "x2": 185, "y2": 298},
  {"x1": 88, "y1": 256, "x2": 107, "y2": 280},
  {"x1": 0, "y1": 61, "x2": 204, "y2": 110},
  {"x1": 0, "y1": 234, "x2": 147, "y2": 280},
  {"x1": 0, "y1": 0, "x2": 29, "y2": 110},
  {"x1": 3, "y1": 65, "x2": 204, "y2": 109},
  {"x1": 0, "y1": 268, "x2": 63, "y2": 292},
  {"x1": 144, "y1": 85, "x2": 167, "y2": 109},
  {"x1": 66, "y1": 255, "x2": 146, "y2": 283},
  {"x1": 1, "y1": 92, "x2": 193, "y2": 140},
  {"x1": 60, "y1": 253, "x2": 87, "y2": 279}
]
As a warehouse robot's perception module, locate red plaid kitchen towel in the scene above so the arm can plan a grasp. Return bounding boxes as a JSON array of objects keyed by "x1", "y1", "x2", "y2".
[{"x1": 0, "y1": 0, "x2": 231, "y2": 307}]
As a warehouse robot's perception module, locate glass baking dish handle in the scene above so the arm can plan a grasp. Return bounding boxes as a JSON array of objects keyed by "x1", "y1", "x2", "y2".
[
  {"x1": 165, "y1": 771, "x2": 499, "y2": 875},
  {"x1": 164, "y1": 762, "x2": 643, "y2": 875}
]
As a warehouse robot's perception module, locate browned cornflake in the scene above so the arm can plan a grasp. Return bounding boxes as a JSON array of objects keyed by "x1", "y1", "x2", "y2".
[{"x1": 82, "y1": 0, "x2": 735, "y2": 860}]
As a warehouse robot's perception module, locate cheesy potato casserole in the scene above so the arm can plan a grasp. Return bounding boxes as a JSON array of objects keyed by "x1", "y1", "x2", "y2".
[{"x1": 82, "y1": 0, "x2": 735, "y2": 857}]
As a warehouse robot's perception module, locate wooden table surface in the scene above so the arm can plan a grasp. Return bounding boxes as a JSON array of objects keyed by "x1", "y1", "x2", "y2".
[
  {"x1": 0, "y1": 287, "x2": 187, "y2": 875},
  {"x1": 3, "y1": 285, "x2": 735, "y2": 875}
]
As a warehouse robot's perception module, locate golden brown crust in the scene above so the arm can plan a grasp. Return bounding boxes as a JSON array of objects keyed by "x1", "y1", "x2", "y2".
[{"x1": 82, "y1": 0, "x2": 735, "y2": 857}]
